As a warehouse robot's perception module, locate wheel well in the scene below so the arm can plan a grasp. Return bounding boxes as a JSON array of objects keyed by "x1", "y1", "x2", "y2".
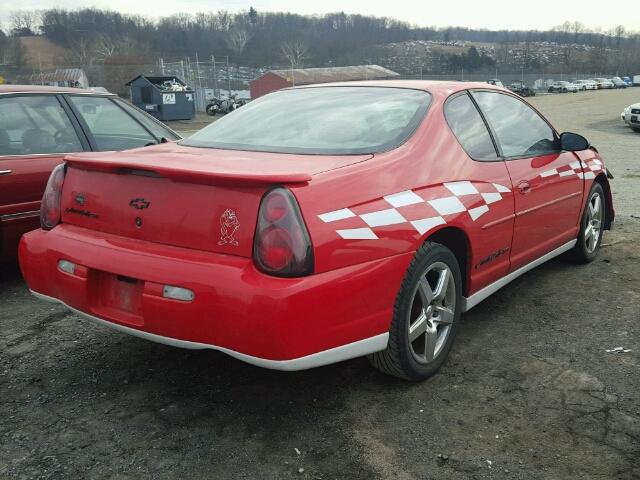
[
  {"x1": 426, "y1": 227, "x2": 470, "y2": 296},
  {"x1": 594, "y1": 173, "x2": 613, "y2": 230}
]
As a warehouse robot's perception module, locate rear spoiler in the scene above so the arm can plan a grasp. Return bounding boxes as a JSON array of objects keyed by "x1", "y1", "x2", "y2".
[{"x1": 64, "y1": 154, "x2": 312, "y2": 186}]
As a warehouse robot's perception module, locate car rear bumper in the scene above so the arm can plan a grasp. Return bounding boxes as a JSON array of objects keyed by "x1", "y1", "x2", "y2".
[{"x1": 19, "y1": 225, "x2": 411, "y2": 369}]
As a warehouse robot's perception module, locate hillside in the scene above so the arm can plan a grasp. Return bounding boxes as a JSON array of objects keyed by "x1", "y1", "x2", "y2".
[{"x1": 20, "y1": 36, "x2": 71, "y2": 68}]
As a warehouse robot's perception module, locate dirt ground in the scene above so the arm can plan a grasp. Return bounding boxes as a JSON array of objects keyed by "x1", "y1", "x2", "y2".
[{"x1": 1, "y1": 88, "x2": 639, "y2": 480}]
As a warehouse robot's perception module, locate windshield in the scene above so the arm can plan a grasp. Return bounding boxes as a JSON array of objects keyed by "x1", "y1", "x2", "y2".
[{"x1": 182, "y1": 86, "x2": 432, "y2": 155}]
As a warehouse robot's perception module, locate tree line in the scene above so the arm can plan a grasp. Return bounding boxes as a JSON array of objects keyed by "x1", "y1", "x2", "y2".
[{"x1": 1, "y1": 8, "x2": 639, "y2": 75}]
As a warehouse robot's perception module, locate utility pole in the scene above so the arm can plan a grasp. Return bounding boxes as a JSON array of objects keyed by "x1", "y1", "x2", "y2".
[{"x1": 160, "y1": 57, "x2": 165, "y2": 75}]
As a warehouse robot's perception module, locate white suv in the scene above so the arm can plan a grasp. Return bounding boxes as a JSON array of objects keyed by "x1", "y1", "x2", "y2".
[
  {"x1": 548, "y1": 81, "x2": 579, "y2": 93},
  {"x1": 621, "y1": 103, "x2": 640, "y2": 132},
  {"x1": 575, "y1": 80, "x2": 597, "y2": 91}
]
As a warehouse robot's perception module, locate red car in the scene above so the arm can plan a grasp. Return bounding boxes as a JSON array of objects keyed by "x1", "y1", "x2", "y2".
[
  {"x1": 19, "y1": 81, "x2": 614, "y2": 380},
  {"x1": 0, "y1": 85, "x2": 180, "y2": 262}
]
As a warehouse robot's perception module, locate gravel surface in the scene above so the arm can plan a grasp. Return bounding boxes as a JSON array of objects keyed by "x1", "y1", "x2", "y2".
[{"x1": 1, "y1": 88, "x2": 639, "y2": 480}]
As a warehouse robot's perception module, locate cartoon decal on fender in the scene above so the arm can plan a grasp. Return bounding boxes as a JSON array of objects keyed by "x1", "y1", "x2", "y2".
[{"x1": 218, "y1": 209, "x2": 240, "y2": 246}]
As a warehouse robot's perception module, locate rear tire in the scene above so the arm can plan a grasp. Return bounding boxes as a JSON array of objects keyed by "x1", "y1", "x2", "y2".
[
  {"x1": 368, "y1": 242, "x2": 462, "y2": 381},
  {"x1": 570, "y1": 182, "x2": 605, "y2": 263}
]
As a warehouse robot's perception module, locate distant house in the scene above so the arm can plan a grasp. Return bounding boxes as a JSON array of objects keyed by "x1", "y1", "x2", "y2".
[
  {"x1": 250, "y1": 65, "x2": 400, "y2": 99},
  {"x1": 31, "y1": 68, "x2": 89, "y2": 89}
]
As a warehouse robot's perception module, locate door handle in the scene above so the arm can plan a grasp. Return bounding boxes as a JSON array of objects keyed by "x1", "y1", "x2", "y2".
[
  {"x1": 517, "y1": 180, "x2": 531, "y2": 194},
  {"x1": 0, "y1": 170, "x2": 12, "y2": 175}
]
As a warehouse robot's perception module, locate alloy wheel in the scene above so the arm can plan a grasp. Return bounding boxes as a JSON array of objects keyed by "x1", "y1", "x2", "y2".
[
  {"x1": 407, "y1": 262, "x2": 456, "y2": 364},
  {"x1": 584, "y1": 191, "x2": 603, "y2": 253}
]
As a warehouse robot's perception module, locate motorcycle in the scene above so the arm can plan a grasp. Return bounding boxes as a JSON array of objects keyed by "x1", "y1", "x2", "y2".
[{"x1": 205, "y1": 94, "x2": 245, "y2": 116}]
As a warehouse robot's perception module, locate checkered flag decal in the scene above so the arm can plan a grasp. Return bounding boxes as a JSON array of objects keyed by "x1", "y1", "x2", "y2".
[
  {"x1": 540, "y1": 159, "x2": 603, "y2": 180},
  {"x1": 318, "y1": 181, "x2": 512, "y2": 240}
]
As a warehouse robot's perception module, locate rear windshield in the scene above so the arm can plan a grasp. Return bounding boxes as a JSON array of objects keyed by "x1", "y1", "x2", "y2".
[{"x1": 181, "y1": 87, "x2": 431, "y2": 155}]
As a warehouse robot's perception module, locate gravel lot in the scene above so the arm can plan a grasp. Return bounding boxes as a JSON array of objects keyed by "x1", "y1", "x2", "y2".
[{"x1": 1, "y1": 88, "x2": 639, "y2": 480}]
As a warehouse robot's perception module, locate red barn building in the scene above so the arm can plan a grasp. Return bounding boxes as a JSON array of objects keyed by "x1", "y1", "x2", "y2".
[{"x1": 250, "y1": 65, "x2": 399, "y2": 99}]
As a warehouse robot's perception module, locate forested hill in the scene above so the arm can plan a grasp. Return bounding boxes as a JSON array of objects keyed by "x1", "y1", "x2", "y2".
[{"x1": 1, "y1": 8, "x2": 639, "y2": 74}]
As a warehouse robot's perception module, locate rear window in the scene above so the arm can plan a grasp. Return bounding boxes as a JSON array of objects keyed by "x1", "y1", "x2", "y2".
[{"x1": 182, "y1": 87, "x2": 431, "y2": 155}]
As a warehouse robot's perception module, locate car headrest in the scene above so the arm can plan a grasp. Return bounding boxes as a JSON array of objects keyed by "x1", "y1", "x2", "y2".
[
  {"x1": 21, "y1": 129, "x2": 56, "y2": 154},
  {"x1": 0, "y1": 129, "x2": 9, "y2": 147}
]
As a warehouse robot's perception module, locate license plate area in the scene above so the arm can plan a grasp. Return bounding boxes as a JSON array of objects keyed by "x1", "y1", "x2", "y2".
[{"x1": 93, "y1": 271, "x2": 145, "y2": 326}]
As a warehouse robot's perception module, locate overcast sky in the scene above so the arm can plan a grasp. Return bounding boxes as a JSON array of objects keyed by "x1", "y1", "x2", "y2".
[{"x1": 2, "y1": 0, "x2": 639, "y2": 31}]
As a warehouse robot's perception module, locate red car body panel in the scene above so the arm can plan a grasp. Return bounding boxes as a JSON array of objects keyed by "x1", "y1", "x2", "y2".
[
  {"x1": 0, "y1": 153, "x2": 64, "y2": 259},
  {"x1": 18, "y1": 81, "x2": 614, "y2": 369},
  {"x1": 20, "y1": 224, "x2": 410, "y2": 360}
]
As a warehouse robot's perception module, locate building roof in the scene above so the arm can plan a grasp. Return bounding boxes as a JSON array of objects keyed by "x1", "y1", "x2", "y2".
[
  {"x1": 30, "y1": 68, "x2": 87, "y2": 84},
  {"x1": 267, "y1": 65, "x2": 399, "y2": 85}
]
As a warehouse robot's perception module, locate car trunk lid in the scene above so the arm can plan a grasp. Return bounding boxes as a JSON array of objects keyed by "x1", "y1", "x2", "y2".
[{"x1": 60, "y1": 143, "x2": 372, "y2": 257}]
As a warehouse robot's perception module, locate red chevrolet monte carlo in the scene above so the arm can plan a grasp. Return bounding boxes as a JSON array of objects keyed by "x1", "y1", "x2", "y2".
[{"x1": 19, "y1": 81, "x2": 614, "y2": 380}]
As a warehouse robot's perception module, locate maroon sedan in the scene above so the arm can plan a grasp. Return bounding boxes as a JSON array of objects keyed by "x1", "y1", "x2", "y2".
[{"x1": 0, "y1": 85, "x2": 180, "y2": 261}]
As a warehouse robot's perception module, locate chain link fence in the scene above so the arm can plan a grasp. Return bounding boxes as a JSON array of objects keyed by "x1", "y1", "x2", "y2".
[{"x1": 0, "y1": 60, "x2": 624, "y2": 113}]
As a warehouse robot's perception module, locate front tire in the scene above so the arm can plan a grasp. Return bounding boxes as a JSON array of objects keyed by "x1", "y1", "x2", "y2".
[
  {"x1": 368, "y1": 242, "x2": 462, "y2": 381},
  {"x1": 570, "y1": 182, "x2": 605, "y2": 263}
]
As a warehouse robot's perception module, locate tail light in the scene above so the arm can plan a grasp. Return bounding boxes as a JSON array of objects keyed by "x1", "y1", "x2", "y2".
[
  {"x1": 254, "y1": 187, "x2": 314, "y2": 277},
  {"x1": 40, "y1": 164, "x2": 66, "y2": 230}
]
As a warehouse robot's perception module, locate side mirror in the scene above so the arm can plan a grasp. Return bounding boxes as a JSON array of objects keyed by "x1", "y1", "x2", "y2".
[{"x1": 560, "y1": 132, "x2": 589, "y2": 151}]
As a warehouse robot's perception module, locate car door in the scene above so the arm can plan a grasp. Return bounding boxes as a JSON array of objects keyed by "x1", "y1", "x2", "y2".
[
  {"x1": 0, "y1": 94, "x2": 87, "y2": 260},
  {"x1": 443, "y1": 91, "x2": 515, "y2": 292},
  {"x1": 471, "y1": 90, "x2": 583, "y2": 270}
]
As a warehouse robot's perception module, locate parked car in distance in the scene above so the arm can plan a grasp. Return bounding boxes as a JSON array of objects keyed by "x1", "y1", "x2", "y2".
[
  {"x1": 621, "y1": 102, "x2": 640, "y2": 132},
  {"x1": 507, "y1": 81, "x2": 536, "y2": 97},
  {"x1": 575, "y1": 80, "x2": 598, "y2": 91},
  {"x1": 633, "y1": 75, "x2": 640, "y2": 86},
  {"x1": 486, "y1": 78, "x2": 504, "y2": 88},
  {"x1": 20, "y1": 81, "x2": 614, "y2": 381},
  {"x1": 622, "y1": 76, "x2": 632, "y2": 87},
  {"x1": 0, "y1": 85, "x2": 181, "y2": 262},
  {"x1": 548, "y1": 81, "x2": 579, "y2": 93},
  {"x1": 611, "y1": 77, "x2": 628, "y2": 89},
  {"x1": 593, "y1": 78, "x2": 615, "y2": 89}
]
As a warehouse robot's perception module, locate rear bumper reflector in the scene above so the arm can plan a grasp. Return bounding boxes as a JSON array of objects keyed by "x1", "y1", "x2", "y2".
[
  {"x1": 58, "y1": 259, "x2": 76, "y2": 275},
  {"x1": 162, "y1": 285, "x2": 195, "y2": 302}
]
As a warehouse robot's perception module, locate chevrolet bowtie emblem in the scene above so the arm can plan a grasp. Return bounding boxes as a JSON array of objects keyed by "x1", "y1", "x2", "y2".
[{"x1": 129, "y1": 198, "x2": 150, "y2": 210}]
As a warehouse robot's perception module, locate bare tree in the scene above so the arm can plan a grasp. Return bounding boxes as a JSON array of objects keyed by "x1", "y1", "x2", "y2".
[
  {"x1": 281, "y1": 40, "x2": 308, "y2": 68},
  {"x1": 94, "y1": 36, "x2": 117, "y2": 61},
  {"x1": 10, "y1": 10, "x2": 38, "y2": 35},
  {"x1": 69, "y1": 37, "x2": 96, "y2": 66},
  {"x1": 227, "y1": 28, "x2": 251, "y2": 56}
]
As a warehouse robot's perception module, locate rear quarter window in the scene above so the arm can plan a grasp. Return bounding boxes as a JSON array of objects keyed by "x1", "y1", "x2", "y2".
[{"x1": 444, "y1": 93, "x2": 498, "y2": 161}]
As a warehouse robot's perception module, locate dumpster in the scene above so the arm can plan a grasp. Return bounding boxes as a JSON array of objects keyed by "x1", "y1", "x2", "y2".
[{"x1": 126, "y1": 75, "x2": 195, "y2": 121}]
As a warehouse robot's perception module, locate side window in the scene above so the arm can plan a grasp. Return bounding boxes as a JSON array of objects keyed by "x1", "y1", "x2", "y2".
[
  {"x1": 114, "y1": 98, "x2": 180, "y2": 141},
  {"x1": 472, "y1": 91, "x2": 558, "y2": 158},
  {"x1": 444, "y1": 93, "x2": 498, "y2": 161},
  {"x1": 0, "y1": 95, "x2": 82, "y2": 156},
  {"x1": 68, "y1": 96, "x2": 156, "y2": 151}
]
